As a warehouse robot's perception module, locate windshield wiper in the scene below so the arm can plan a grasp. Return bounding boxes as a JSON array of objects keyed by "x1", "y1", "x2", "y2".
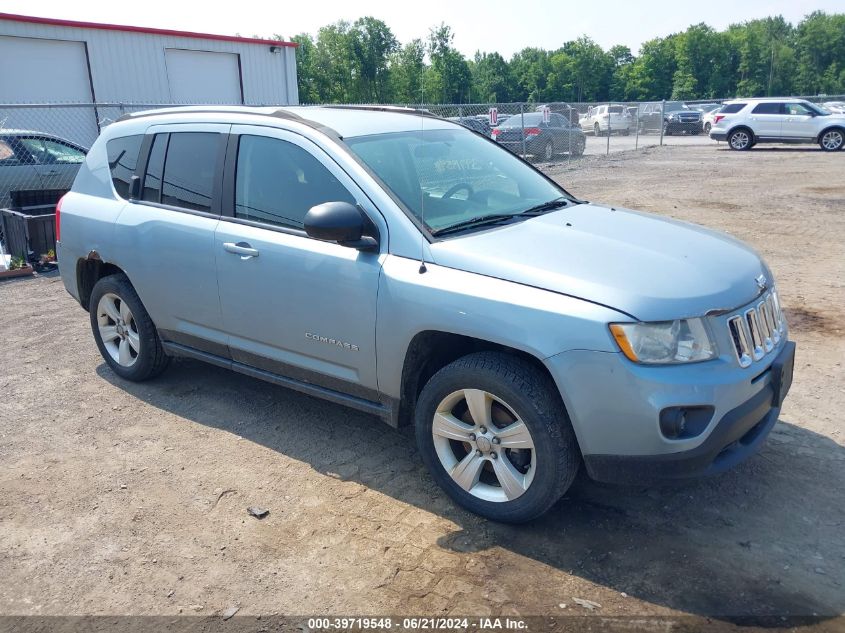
[
  {"x1": 430, "y1": 213, "x2": 519, "y2": 237},
  {"x1": 518, "y1": 197, "x2": 572, "y2": 216}
]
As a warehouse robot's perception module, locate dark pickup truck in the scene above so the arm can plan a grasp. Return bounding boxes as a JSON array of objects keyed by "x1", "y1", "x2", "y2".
[{"x1": 638, "y1": 102, "x2": 703, "y2": 135}]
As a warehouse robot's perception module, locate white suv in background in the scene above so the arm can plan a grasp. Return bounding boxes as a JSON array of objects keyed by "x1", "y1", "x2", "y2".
[
  {"x1": 580, "y1": 104, "x2": 632, "y2": 136},
  {"x1": 710, "y1": 98, "x2": 845, "y2": 151}
]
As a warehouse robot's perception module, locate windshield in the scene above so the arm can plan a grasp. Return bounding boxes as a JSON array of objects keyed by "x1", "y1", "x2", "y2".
[
  {"x1": 346, "y1": 127, "x2": 571, "y2": 234},
  {"x1": 805, "y1": 101, "x2": 831, "y2": 115}
]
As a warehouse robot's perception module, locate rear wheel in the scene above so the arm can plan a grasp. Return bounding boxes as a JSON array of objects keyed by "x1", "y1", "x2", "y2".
[
  {"x1": 571, "y1": 138, "x2": 585, "y2": 157},
  {"x1": 704, "y1": 122, "x2": 712, "y2": 133},
  {"x1": 594, "y1": 123, "x2": 602, "y2": 137},
  {"x1": 90, "y1": 274, "x2": 169, "y2": 381},
  {"x1": 543, "y1": 141, "x2": 554, "y2": 161},
  {"x1": 728, "y1": 128, "x2": 753, "y2": 150},
  {"x1": 819, "y1": 128, "x2": 844, "y2": 151},
  {"x1": 415, "y1": 352, "x2": 580, "y2": 523}
]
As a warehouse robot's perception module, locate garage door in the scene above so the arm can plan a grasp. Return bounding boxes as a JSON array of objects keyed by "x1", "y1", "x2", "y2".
[
  {"x1": 0, "y1": 36, "x2": 99, "y2": 147},
  {"x1": 165, "y1": 49, "x2": 243, "y2": 104}
]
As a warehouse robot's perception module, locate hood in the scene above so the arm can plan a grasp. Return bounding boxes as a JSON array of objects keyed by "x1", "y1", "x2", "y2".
[{"x1": 429, "y1": 204, "x2": 767, "y2": 321}]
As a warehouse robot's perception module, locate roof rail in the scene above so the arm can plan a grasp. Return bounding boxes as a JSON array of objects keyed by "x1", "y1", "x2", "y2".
[
  {"x1": 112, "y1": 105, "x2": 348, "y2": 140},
  {"x1": 115, "y1": 105, "x2": 303, "y2": 123},
  {"x1": 318, "y1": 104, "x2": 439, "y2": 118}
]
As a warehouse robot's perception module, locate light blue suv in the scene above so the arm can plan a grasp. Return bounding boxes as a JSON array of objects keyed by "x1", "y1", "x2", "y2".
[{"x1": 57, "y1": 105, "x2": 795, "y2": 522}]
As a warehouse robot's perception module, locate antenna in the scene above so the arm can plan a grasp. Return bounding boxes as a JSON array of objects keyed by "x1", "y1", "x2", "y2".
[{"x1": 418, "y1": 106, "x2": 427, "y2": 274}]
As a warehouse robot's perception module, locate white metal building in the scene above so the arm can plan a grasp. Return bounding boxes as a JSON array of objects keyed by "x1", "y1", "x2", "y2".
[{"x1": 0, "y1": 12, "x2": 299, "y2": 144}]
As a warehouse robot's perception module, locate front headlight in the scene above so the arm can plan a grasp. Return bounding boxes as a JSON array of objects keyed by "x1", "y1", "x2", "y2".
[{"x1": 609, "y1": 319, "x2": 716, "y2": 364}]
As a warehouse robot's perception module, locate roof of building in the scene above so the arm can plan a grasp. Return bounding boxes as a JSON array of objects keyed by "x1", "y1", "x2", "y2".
[{"x1": 0, "y1": 12, "x2": 298, "y2": 48}]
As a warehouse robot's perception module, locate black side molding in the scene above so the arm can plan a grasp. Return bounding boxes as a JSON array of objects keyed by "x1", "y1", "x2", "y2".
[{"x1": 161, "y1": 341, "x2": 393, "y2": 424}]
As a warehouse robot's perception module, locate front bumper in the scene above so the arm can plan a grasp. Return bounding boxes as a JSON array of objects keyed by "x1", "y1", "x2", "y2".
[
  {"x1": 545, "y1": 339, "x2": 795, "y2": 484},
  {"x1": 665, "y1": 120, "x2": 703, "y2": 133}
]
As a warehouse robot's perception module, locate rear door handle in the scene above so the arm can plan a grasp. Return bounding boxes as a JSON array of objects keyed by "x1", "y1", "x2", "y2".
[{"x1": 223, "y1": 241, "x2": 259, "y2": 258}]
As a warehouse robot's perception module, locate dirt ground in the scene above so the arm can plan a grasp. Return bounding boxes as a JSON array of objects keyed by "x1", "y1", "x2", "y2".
[{"x1": 1, "y1": 144, "x2": 843, "y2": 627}]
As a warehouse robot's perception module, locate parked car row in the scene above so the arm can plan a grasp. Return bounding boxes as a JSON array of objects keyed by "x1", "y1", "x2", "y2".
[{"x1": 491, "y1": 112, "x2": 586, "y2": 161}]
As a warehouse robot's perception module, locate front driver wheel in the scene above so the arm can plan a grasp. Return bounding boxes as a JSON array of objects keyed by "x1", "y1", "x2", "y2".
[
  {"x1": 90, "y1": 274, "x2": 170, "y2": 381},
  {"x1": 415, "y1": 352, "x2": 580, "y2": 523},
  {"x1": 819, "y1": 128, "x2": 844, "y2": 151}
]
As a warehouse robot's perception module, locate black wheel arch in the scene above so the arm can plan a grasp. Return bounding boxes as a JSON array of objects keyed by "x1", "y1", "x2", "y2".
[
  {"x1": 76, "y1": 254, "x2": 127, "y2": 312},
  {"x1": 395, "y1": 331, "x2": 561, "y2": 428}
]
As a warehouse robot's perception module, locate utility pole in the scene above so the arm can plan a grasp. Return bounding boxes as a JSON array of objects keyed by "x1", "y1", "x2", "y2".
[{"x1": 768, "y1": 45, "x2": 775, "y2": 96}]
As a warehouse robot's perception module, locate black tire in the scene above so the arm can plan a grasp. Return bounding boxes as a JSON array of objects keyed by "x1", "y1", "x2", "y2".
[
  {"x1": 89, "y1": 273, "x2": 169, "y2": 381},
  {"x1": 415, "y1": 352, "x2": 580, "y2": 523},
  {"x1": 728, "y1": 127, "x2": 753, "y2": 151},
  {"x1": 704, "y1": 122, "x2": 712, "y2": 134},
  {"x1": 594, "y1": 123, "x2": 602, "y2": 137},
  {"x1": 818, "y1": 127, "x2": 844, "y2": 151},
  {"x1": 571, "y1": 138, "x2": 585, "y2": 157},
  {"x1": 663, "y1": 124, "x2": 672, "y2": 136},
  {"x1": 543, "y1": 141, "x2": 554, "y2": 161}
]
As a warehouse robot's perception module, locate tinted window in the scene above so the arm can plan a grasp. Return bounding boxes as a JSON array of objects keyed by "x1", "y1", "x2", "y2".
[
  {"x1": 107, "y1": 135, "x2": 143, "y2": 199},
  {"x1": 608, "y1": 106, "x2": 624, "y2": 114},
  {"x1": 752, "y1": 102, "x2": 782, "y2": 114},
  {"x1": 142, "y1": 134, "x2": 167, "y2": 203},
  {"x1": 161, "y1": 132, "x2": 219, "y2": 212},
  {"x1": 235, "y1": 135, "x2": 354, "y2": 230},
  {"x1": 720, "y1": 103, "x2": 746, "y2": 114}
]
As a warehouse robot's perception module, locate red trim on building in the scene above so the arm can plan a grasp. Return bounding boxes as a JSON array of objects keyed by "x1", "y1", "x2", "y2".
[{"x1": 0, "y1": 12, "x2": 298, "y2": 47}]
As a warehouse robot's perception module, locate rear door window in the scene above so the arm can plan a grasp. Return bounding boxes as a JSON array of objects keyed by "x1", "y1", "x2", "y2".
[
  {"x1": 160, "y1": 132, "x2": 219, "y2": 212},
  {"x1": 107, "y1": 135, "x2": 143, "y2": 199},
  {"x1": 751, "y1": 102, "x2": 783, "y2": 114},
  {"x1": 720, "y1": 103, "x2": 747, "y2": 114}
]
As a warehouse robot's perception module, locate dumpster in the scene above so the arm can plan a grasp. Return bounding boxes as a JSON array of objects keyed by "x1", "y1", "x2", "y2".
[{"x1": 0, "y1": 189, "x2": 65, "y2": 259}]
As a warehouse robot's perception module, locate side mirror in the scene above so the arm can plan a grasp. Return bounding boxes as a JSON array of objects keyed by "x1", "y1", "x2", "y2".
[{"x1": 304, "y1": 201, "x2": 378, "y2": 251}]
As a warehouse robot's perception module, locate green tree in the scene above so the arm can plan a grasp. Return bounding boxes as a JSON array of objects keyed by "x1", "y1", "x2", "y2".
[
  {"x1": 348, "y1": 17, "x2": 398, "y2": 102},
  {"x1": 389, "y1": 39, "x2": 425, "y2": 103},
  {"x1": 427, "y1": 23, "x2": 472, "y2": 103},
  {"x1": 291, "y1": 33, "x2": 320, "y2": 103},
  {"x1": 794, "y1": 11, "x2": 845, "y2": 94},
  {"x1": 470, "y1": 51, "x2": 512, "y2": 102}
]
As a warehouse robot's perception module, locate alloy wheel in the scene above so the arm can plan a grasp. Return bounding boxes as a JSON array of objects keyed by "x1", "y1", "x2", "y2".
[
  {"x1": 821, "y1": 129, "x2": 843, "y2": 150},
  {"x1": 730, "y1": 130, "x2": 751, "y2": 150},
  {"x1": 96, "y1": 292, "x2": 140, "y2": 367},
  {"x1": 431, "y1": 389, "x2": 536, "y2": 503}
]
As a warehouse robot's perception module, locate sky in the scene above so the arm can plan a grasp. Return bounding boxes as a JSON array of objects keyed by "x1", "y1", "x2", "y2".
[{"x1": 2, "y1": 0, "x2": 842, "y2": 57}]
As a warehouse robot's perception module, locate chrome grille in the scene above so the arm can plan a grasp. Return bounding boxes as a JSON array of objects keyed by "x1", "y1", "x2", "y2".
[{"x1": 727, "y1": 290, "x2": 785, "y2": 368}]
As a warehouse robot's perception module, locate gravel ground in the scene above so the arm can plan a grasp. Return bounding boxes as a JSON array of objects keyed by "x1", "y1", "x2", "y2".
[{"x1": 1, "y1": 144, "x2": 843, "y2": 627}]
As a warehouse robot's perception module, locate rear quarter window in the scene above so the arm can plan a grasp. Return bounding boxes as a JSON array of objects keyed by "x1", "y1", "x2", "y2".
[
  {"x1": 107, "y1": 135, "x2": 143, "y2": 199},
  {"x1": 720, "y1": 103, "x2": 747, "y2": 114}
]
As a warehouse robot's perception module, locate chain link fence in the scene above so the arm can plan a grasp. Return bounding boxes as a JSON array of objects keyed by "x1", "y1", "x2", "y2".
[{"x1": 2, "y1": 96, "x2": 843, "y2": 261}]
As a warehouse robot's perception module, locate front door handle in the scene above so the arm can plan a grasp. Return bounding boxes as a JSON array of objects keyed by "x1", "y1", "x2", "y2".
[{"x1": 223, "y1": 241, "x2": 259, "y2": 258}]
